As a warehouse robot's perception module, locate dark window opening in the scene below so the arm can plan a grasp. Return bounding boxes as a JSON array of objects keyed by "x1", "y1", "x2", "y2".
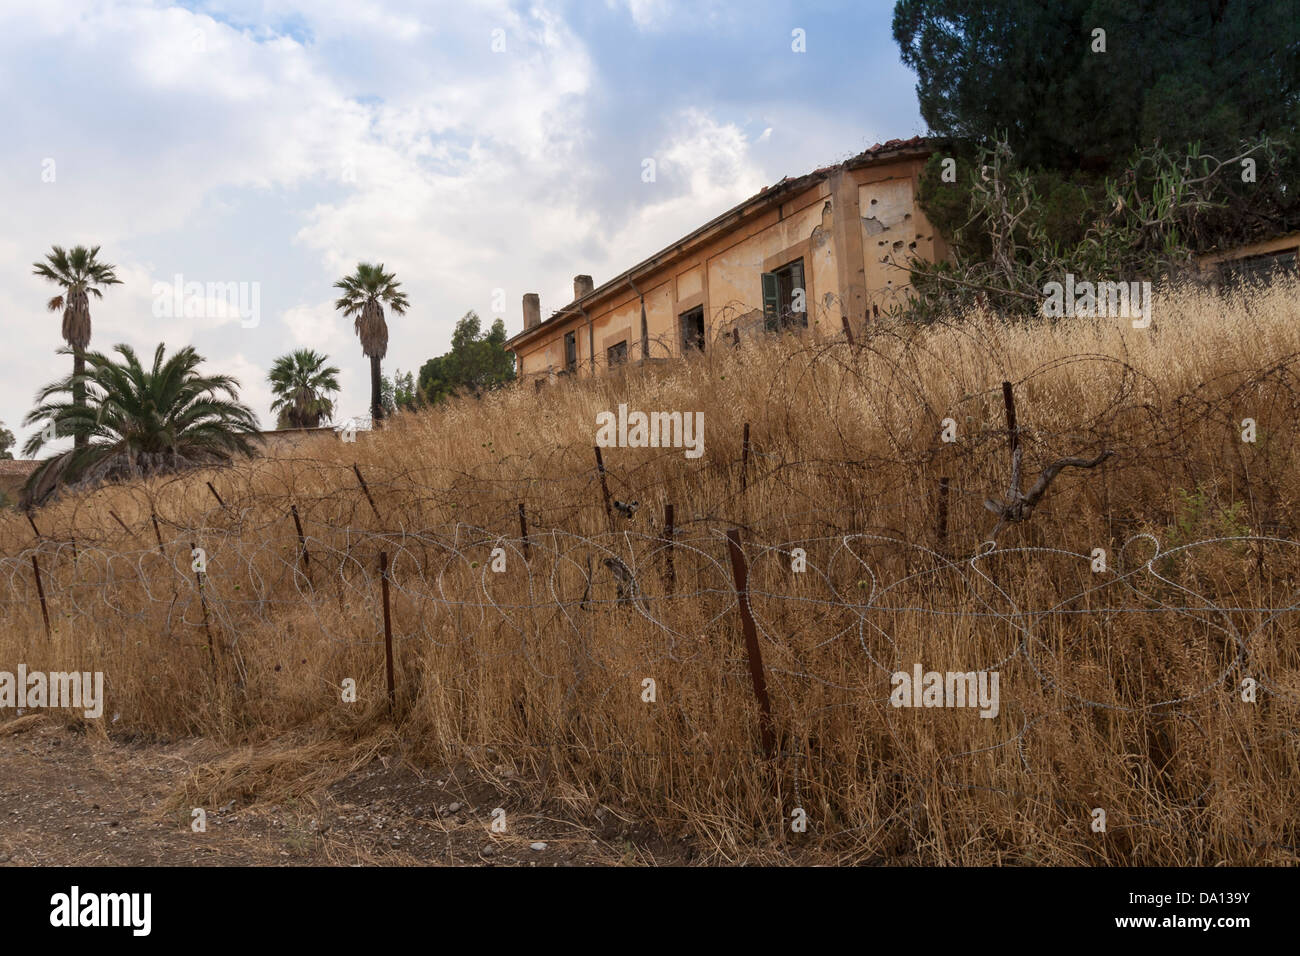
[
  {"x1": 1219, "y1": 249, "x2": 1297, "y2": 288},
  {"x1": 563, "y1": 330, "x2": 578, "y2": 372},
  {"x1": 680, "y1": 306, "x2": 705, "y2": 352},
  {"x1": 761, "y1": 258, "x2": 807, "y2": 331},
  {"x1": 607, "y1": 340, "x2": 628, "y2": 367}
]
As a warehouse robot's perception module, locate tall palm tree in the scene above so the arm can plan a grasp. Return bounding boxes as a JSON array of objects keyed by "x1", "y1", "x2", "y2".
[
  {"x1": 333, "y1": 262, "x2": 408, "y2": 424},
  {"x1": 21, "y1": 343, "x2": 261, "y2": 506},
  {"x1": 32, "y1": 245, "x2": 122, "y2": 449},
  {"x1": 268, "y1": 349, "x2": 342, "y2": 429}
]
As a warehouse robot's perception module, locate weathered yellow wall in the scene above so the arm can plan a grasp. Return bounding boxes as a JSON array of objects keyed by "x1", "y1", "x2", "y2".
[
  {"x1": 705, "y1": 183, "x2": 834, "y2": 339},
  {"x1": 855, "y1": 159, "x2": 946, "y2": 316},
  {"x1": 676, "y1": 264, "x2": 703, "y2": 300}
]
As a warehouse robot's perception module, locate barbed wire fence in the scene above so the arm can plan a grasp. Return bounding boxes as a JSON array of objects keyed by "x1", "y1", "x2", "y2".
[{"x1": 2, "y1": 325, "x2": 1300, "y2": 860}]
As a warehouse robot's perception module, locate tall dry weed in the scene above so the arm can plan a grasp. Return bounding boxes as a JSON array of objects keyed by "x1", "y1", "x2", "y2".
[{"x1": 3, "y1": 277, "x2": 1299, "y2": 863}]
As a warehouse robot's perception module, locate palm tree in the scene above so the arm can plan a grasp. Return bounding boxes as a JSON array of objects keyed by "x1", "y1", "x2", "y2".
[
  {"x1": 268, "y1": 349, "x2": 341, "y2": 429},
  {"x1": 333, "y1": 263, "x2": 408, "y2": 424},
  {"x1": 32, "y1": 245, "x2": 122, "y2": 449},
  {"x1": 21, "y1": 343, "x2": 261, "y2": 506}
]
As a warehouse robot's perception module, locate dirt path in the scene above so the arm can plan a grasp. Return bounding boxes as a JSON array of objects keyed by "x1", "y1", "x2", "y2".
[{"x1": 0, "y1": 717, "x2": 691, "y2": 867}]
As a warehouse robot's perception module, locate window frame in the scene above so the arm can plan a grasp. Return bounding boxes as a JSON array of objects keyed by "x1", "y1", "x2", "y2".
[
  {"x1": 1219, "y1": 248, "x2": 1298, "y2": 288},
  {"x1": 563, "y1": 329, "x2": 578, "y2": 373},
  {"x1": 679, "y1": 305, "x2": 706, "y2": 353},
  {"x1": 761, "y1": 257, "x2": 808, "y2": 332}
]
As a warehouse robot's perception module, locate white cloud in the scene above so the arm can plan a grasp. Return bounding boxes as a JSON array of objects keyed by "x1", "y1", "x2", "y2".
[
  {"x1": 615, "y1": 0, "x2": 674, "y2": 30},
  {"x1": 220, "y1": 353, "x2": 276, "y2": 429},
  {"x1": 598, "y1": 110, "x2": 765, "y2": 270},
  {"x1": 1, "y1": 3, "x2": 370, "y2": 246},
  {"x1": 283, "y1": 301, "x2": 352, "y2": 354}
]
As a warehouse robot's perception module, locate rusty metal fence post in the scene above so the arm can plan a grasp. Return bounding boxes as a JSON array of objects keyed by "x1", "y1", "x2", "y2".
[
  {"x1": 30, "y1": 554, "x2": 51, "y2": 640},
  {"x1": 353, "y1": 464, "x2": 382, "y2": 521},
  {"x1": 741, "y1": 422, "x2": 751, "y2": 494},
  {"x1": 150, "y1": 511, "x2": 167, "y2": 558},
  {"x1": 724, "y1": 528, "x2": 776, "y2": 762},
  {"x1": 191, "y1": 540, "x2": 217, "y2": 670},
  {"x1": 936, "y1": 476, "x2": 950, "y2": 555},
  {"x1": 663, "y1": 503, "x2": 675, "y2": 593},
  {"x1": 152, "y1": 510, "x2": 179, "y2": 601},
  {"x1": 380, "y1": 550, "x2": 395, "y2": 713},
  {"x1": 290, "y1": 504, "x2": 313, "y2": 587},
  {"x1": 518, "y1": 502, "x2": 531, "y2": 561},
  {"x1": 594, "y1": 446, "x2": 613, "y2": 527},
  {"x1": 207, "y1": 482, "x2": 226, "y2": 510}
]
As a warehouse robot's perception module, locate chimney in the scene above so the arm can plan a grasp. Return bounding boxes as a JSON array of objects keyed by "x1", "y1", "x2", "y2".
[
  {"x1": 523, "y1": 293, "x2": 541, "y2": 331},
  {"x1": 574, "y1": 274, "x2": 594, "y2": 300}
]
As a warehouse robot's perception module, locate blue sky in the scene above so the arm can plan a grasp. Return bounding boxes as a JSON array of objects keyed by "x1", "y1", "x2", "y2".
[{"x1": 1, "y1": 0, "x2": 925, "y2": 443}]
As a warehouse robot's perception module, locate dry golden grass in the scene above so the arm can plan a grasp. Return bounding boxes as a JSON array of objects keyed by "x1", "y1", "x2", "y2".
[{"x1": 3, "y1": 277, "x2": 1300, "y2": 864}]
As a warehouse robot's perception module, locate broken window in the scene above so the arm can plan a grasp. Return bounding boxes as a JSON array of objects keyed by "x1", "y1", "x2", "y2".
[
  {"x1": 607, "y1": 340, "x2": 628, "y2": 367},
  {"x1": 563, "y1": 330, "x2": 578, "y2": 373},
  {"x1": 761, "y1": 258, "x2": 807, "y2": 331},
  {"x1": 680, "y1": 306, "x2": 705, "y2": 353}
]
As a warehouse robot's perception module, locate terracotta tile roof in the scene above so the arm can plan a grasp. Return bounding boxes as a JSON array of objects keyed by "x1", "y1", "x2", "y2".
[
  {"x1": 0, "y1": 459, "x2": 39, "y2": 477},
  {"x1": 755, "y1": 135, "x2": 931, "y2": 196}
]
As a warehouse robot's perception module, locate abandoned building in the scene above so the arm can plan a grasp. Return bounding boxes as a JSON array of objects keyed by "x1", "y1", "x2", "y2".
[
  {"x1": 505, "y1": 136, "x2": 946, "y2": 381},
  {"x1": 505, "y1": 135, "x2": 1298, "y2": 383}
]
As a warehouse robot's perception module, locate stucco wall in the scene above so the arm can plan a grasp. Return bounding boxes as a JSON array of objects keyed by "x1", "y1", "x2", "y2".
[
  {"x1": 706, "y1": 184, "x2": 835, "y2": 339},
  {"x1": 855, "y1": 159, "x2": 946, "y2": 316}
]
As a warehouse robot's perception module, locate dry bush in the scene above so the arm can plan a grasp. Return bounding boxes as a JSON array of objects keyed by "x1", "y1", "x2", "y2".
[{"x1": 3, "y1": 277, "x2": 1300, "y2": 864}]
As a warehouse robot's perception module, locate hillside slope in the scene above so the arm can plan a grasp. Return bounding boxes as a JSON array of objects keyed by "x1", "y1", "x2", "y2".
[{"x1": 3, "y1": 278, "x2": 1299, "y2": 864}]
